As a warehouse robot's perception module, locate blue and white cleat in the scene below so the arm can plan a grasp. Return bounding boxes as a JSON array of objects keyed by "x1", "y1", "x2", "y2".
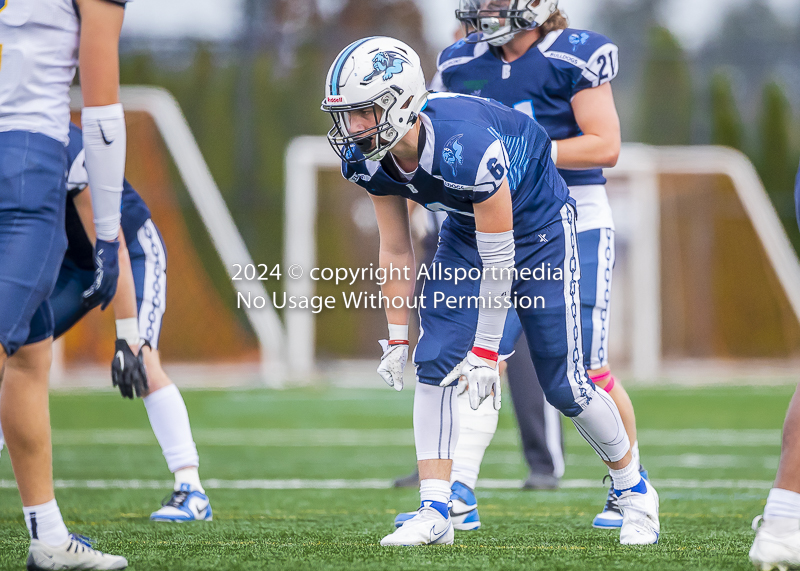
[
  {"x1": 593, "y1": 466, "x2": 649, "y2": 529},
  {"x1": 394, "y1": 481, "x2": 481, "y2": 531},
  {"x1": 617, "y1": 478, "x2": 660, "y2": 545},
  {"x1": 150, "y1": 483, "x2": 212, "y2": 522},
  {"x1": 381, "y1": 501, "x2": 454, "y2": 546},
  {"x1": 27, "y1": 534, "x2": 127, "y2": 570}
]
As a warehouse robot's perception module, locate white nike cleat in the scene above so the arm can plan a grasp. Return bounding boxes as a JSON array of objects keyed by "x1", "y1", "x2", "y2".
[
  {"x1": 617, "y1": 478, "x2": 660, "y2": 545},
  {"x1": 394, "y1": 481, "x2": 480, "y2": 531},
  {"x1": 27, "y1": 534, "x2": 127, "y2": 570},
  {"x1": 749, "y1": 516, "x2": 800, "y2": 570},
  {"x1": 380, "y1": 504, "x2": 454, "y2": 546}
]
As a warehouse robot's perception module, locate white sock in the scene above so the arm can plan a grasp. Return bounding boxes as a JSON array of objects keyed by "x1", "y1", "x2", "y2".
[
  {"x1": 764, "y1": 488, "x2": 800, "y2": 521},
  {"x1": 23, "y1": 499, "x2": 69, "y2": 547},
  {"x1": 420, "y1": 479, "x2": 451, "y2": 506},
  {"x1": 174, "y1": 467, "x2": 204, "y2": 494},
  {"x1": 143, "y1": 384, "x2": 200, "y2": 474},
  {"x1": 609, "y1": 460, "x2": 642, "y2": 491},
  {"x1": 631, "y1": 440, "x2": 640, "y2": 472},
  {"x1": 450, "y1": 391, "x2": 498, "y2": 489}
]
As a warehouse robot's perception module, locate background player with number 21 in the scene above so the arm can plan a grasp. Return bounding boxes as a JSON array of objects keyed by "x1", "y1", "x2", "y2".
[{"x1": 321, "y1": 35, "x2": 659, "y2": 546}]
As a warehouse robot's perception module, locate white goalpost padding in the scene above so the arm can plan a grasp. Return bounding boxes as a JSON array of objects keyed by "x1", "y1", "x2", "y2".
[
  {"x1": 284, "y1": 137, "x2": 342, "y2": 378},
  {"x1": 655, "y1": 145, "x2": 800, "y2": 319},
  {"x1": 283, "y1": 139, "x2": 800, "y2": 382},
  {"x1": 69, "y1": 86, "x2": 286, "y2": 385}
]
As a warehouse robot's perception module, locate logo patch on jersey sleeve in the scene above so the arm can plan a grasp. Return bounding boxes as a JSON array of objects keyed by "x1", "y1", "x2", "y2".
[
  {"x1": 361, "y1": 51, "x2": 409, "y2": 84},
  {"x1": 442, "y1": 134, "x2": 465, "y2": 177},
  {"x1": 569, "y1": 32, "x2": 590, "y2": 52}
]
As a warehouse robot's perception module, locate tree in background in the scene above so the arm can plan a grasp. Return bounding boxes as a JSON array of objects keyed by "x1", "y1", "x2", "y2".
[
  {"x1": 698, "y1": 0, "x2": 800, "y2": 113},
  {"x1": 636, "y1": 26, "x2": 692, "y2": 145},
  {"x1": 709, "y1": 70, "x2": 745, "y2": 152},
  {"x1": 591, "y1": 0, "x2": 663, "y2": 141},
  {"x1": 758, "y1": 81, "x2": 800, "y2": 251},
  {"x1": 699, "y1": 1, "x2": 800, "y2": 254},
  {"x1": 759, "y1": 82, "x2": 793, "y2": 194}
]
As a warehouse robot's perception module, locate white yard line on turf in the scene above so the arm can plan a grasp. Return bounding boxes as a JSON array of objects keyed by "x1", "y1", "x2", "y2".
[
  {"x1": 49, "y1": 428, "x2": 782, "y2": 447},
  {"x1": 0, "y1": 479, "x2": 774, "y2": 490}
]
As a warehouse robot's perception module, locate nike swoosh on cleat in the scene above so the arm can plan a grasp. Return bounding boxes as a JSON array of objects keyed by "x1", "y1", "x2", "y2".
[
  {"x1": 99, "y1": 123, "x2": 114, "y2": 145},
  {"x1": 430, "y1": 522, "x2": 449, "y2": 542}
]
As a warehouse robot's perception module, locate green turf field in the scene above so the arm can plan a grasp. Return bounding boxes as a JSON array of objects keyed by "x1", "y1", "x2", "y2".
[{"x1": 0, "y1": 383, "x2": 793, "y2": 570}]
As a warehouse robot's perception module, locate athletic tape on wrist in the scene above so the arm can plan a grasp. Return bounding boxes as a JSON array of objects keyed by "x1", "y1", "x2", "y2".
[
  {"x1": 388, "y1": 323, "x2": 409, "y2": 342},
  {"x1": 116, "y1": 318, "x2": 140, "y2": 346}
]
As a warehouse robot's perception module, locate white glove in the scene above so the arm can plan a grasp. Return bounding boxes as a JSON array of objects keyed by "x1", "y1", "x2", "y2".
[
  {"x1": 441, "y1": 350, "x2": 512, "y2": 401},
  {"x1": 441, "y1": 357, "x2": 469, "y2": 396},
  {"x1": 377, "y1": 340, "x2": 408, "y2": 392},
  {"x1": 442, "y1": 351, "x2": 501, "y2": 410}
]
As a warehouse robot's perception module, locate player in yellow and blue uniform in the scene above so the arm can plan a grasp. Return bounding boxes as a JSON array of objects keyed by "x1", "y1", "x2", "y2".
[
  {"x1": 430, "y1": 0, "x2": 649, "y2": 531},
  {"x1": 0, "y1": 0, "x2": 129, "y2": 567},
  {"x1": 10, "y1": 124, "x2": 212, "y2": 524},
  {"x1": 321, "y1": 35, "x2": 659, "y2": 547}
]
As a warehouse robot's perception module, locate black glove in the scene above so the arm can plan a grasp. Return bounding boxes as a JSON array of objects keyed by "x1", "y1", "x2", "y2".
[
  {"x1": 82, "y1": 239, "x2": 120, "y2": 310},
  {"x1": 111, "y1": 339, "x2": 149, "y2": 399}
]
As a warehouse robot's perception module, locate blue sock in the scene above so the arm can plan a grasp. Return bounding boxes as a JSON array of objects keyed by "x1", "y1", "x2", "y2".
[
  {"x1": 614, "y1": 477, "x2": 647, "y2": 497},
  {"x1": 420, "y1": 500, "x2": 449, "y2": 519}
]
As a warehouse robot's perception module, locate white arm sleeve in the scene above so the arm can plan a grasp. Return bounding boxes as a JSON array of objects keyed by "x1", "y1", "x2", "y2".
[
  {"x1": 474, "y1": 230, "x2": 515, "y2": 353},
  {"x1": 82, "y1": 104, "x2": 126, "y2": 241}
]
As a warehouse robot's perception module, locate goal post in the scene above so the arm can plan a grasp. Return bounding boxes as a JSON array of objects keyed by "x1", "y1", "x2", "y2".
[
  {"x1": 284, "y1": 139, "x2": 800, "y2": 382},
  {"x1": 284, "y1": 137, "x2": 342, "y2": 378}
]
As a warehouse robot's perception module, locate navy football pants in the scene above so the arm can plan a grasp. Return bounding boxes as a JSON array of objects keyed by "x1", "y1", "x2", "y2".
[
  {"x1": 414, "y1": 204, "x2": 595, "y2": 417},
  {"x1": 0, "y1": 131, "x2": 67, "y2": 355}
]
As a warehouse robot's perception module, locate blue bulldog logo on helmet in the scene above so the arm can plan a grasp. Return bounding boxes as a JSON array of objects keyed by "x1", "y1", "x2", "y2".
[
  {"x1": 362, "y1": 51, "x2": 410, "y2": 84},
  {"x1": 442, "y1": 134, "x2": 464, "y2": 177}
]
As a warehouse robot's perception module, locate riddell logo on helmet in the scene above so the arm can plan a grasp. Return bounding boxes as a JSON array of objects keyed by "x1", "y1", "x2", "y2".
[{"x1": 327, "y1": 96, "x2": 345, "y2": 104}]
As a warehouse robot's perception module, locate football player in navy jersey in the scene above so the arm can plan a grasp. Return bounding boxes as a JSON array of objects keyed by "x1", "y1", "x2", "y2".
[
  {"x1": 40, "y1": 124, "x2": 212, "y2": 523},
  {"x1": 0, "y1": 0, "x2": 129, "y2": 567},
  {"x1": 321, "y1": 36, "x2": 659, "y2": 546},
  {"x1": 749, "y1": 163, "x2": 800, "y2": 569},
  {"x1": 425, "y1": 0, "x2": 649, "y2": 531}
]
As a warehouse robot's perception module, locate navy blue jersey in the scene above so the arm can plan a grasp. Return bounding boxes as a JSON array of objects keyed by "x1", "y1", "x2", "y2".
[
  {"x1": 435, "y1": 28, "x2": 619, "y2": 187},
  {"x1": 342, "y1": 93, "x2": 570, "y2": 237},
  {"x1": 65, "y1": 123, "x2": 151, "y2": 269}
]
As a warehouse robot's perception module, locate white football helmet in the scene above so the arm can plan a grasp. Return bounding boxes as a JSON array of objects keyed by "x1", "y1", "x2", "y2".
[
  {"x1": 456, "y1": 0, "x2": 559, "y2": 46},
  {"x1": 321, "y1": 36, "x2": 428, "y2": 163}
]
